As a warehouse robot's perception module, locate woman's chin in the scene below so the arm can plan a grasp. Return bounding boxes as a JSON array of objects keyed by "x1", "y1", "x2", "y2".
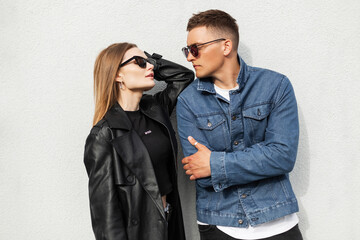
[
  {"x1": 144, "y1": 82, "x2": 156, "y2": 91},
  {"x1": 140, "y1": 87, "x2": 152, "y2": 92}
]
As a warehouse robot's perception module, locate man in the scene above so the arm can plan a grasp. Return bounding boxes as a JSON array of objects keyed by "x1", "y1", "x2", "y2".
[{"x1": 177, "y1": 9, "x2": 303, "y2": 240}]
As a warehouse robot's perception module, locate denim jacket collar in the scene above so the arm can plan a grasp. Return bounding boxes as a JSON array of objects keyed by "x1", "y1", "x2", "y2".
[{"x1": 197, "y1": 55, "x2": 247, "y2": 94}]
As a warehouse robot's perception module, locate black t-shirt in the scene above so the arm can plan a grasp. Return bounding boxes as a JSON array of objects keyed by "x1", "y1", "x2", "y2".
[{"x1": 125, "y1": 110, "x2": 173, "y2": 196}]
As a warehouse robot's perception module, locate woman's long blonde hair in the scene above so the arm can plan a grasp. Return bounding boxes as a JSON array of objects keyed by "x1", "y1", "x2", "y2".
[{"x1": 93, "y1": 42, "x2": 137, "y2": 126}]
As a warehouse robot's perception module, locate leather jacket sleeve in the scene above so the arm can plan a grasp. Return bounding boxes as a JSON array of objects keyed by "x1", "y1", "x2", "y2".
[
  {"x1": 145, "y1": 52, "x2": 194, "y2": 115},
  {"x1": 84, "y1": 127, "x2": 128, "y2": 240}
]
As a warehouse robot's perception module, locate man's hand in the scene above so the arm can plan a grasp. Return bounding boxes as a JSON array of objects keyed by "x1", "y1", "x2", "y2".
[{"x1": 182, "y1": 136, "x2": 211, "y2": 180}]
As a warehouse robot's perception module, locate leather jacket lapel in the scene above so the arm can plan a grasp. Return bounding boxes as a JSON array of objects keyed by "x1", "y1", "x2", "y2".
[
  {"x1": 141, "y1": 102, "x2": 178, "y2": 159},
  {"x1": 104, "y1": 101, "x2": 169, "y2": 219},
  {"x1": 111, "y1": 130, "x2": 165, "y2": 219},
  {"x1": 104, "y1": 102, "x2": 132, "y2": 130}
]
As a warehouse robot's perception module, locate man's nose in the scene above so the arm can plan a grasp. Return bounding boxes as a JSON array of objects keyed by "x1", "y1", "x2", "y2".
[{"x1": 186, "y1": 51, "x2": 195, "y2": 62}]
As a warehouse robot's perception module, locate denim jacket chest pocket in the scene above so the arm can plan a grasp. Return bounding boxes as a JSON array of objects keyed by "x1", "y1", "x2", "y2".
[
  {"x1": 243, "y1": 103, "x2": 271, "y2": 143},
  {"x1": 195, "y1": 114, "x2": 228, "y2": 151}
]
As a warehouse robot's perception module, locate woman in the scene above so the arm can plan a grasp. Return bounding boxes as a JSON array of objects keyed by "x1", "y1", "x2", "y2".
[{"x1": 84, "y1": 42, "x2": 194, "y2": 240}]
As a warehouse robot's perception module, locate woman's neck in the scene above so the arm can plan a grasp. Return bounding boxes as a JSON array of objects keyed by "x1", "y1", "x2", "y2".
[{"x1": 118, "y1": 90, "x2": 142, "y2": 111}]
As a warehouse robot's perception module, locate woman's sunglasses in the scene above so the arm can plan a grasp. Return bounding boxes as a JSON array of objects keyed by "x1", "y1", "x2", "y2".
[
  {"x1": 118, "y1": 56, "x2": 149, "y2": 69},
  {"x1": 181, "y1": 38, "x2": 226, "y2": 58}
]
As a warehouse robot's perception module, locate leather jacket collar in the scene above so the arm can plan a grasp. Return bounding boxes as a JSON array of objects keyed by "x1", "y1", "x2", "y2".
[
  {"x1": 104, "y1": 102, "x2": 132, "y2": 130},
  {"x1": 104, "y1": 100, "x2": 172, "y2": 131}
]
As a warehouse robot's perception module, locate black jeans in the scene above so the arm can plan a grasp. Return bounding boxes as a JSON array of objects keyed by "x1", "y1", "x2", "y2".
[{"x1": 198, "y1": 224, "x2": 303, "y2": 240}]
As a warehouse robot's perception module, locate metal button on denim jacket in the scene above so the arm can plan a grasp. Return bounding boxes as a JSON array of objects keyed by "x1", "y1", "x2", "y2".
[{"x1": 177, "y1": 57, "x2": 299, "y2": 227}]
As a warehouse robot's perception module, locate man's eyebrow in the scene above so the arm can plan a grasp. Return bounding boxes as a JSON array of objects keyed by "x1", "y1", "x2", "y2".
[{"x1": 187, "y1": 42, "x2": 201, "y2": 47}]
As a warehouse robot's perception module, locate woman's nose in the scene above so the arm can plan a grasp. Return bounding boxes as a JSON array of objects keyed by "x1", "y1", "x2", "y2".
[{"x1": 147, "y1": 62, "x2": 154, "y2": 70}]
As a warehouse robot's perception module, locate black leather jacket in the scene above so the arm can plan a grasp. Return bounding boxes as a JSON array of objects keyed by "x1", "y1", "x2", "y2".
[{"x1": 84, "y1": 53, "x2": 194, "y2": 240}]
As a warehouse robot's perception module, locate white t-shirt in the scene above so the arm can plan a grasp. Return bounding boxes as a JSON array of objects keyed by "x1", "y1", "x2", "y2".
[
  {"x1": 213, "y1": 83, "x2": 239, "y2": 101},
  {"x1": 197, "y1": 84, "x2": 299, "y2": 239},
  {"x1": 198, "y1": 214, "x2": 299, "y2": 240}
]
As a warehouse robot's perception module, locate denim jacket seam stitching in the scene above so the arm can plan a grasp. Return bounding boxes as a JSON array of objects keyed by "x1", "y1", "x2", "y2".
[
  {"x1": 220, "y1": 153, "x2": 227, "y2": 188},
  {"x1": 195, "y1": 112, "x2": 226, "y2": 118},
  {"x1": 177, "y1": 96, "x2": 197, "y2": 118},
  {"x1": 273, "y1": 75, "x2": 287, "y2": 106},
  {"x1": 243, "y1": 101, "x2": 273, "y2": 110},
  {"x1": 196, "y1": 117, "x2": 225, "y2": 128},
  {"x1": 279, "y1": 179, "x2": 291, "y2": 199}
]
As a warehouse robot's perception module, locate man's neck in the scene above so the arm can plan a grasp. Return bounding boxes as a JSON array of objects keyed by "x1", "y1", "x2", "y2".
[{"x1": 212, "y1": 54, "x2": 240, "y2": 89}]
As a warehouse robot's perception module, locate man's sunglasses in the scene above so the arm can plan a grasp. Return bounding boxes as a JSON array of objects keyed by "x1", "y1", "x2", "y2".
[
  {"x1": 118, "y1": 56, "x2": 150, "y2": 69},
  {"x1": 181, "y1": 38, "x2": 226, "y2": 58}
]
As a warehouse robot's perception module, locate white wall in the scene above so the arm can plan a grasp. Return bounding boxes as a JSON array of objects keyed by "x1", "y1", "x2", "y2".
[{"x1": 1, "y1": 1, "x2": 359, "y2": 239}]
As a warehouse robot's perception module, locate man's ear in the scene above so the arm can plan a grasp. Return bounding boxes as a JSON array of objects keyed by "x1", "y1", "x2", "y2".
[{"x1": 223, "y1": 39, "x2": 233, "y2": 56}]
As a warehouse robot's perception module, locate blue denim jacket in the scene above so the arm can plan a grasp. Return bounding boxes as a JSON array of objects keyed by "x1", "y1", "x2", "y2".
[{"x1": 176, "y1": 57, "x2": 299, "y2": 227}]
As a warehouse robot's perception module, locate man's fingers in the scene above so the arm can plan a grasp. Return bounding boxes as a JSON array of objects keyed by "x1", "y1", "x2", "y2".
[
  {"x1": 182, "y1": 157, "x2": 189, "y2": 164},
  {"x1": 188, "y1": 136, "x2": 202, "y2": 150},
  {"x1": 187, "y1": 136, "x2": 197, "y2": 145},
  {"x1": 183, "y1": 164, "x2": 189, "y2": 170}
]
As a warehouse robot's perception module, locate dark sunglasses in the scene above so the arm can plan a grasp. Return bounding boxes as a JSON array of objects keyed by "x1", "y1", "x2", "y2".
[
  {"x1": 118, "y1": 56, "x2": 150, "y2": 69},
  {"x1": 181, "y1": 38, "x2": 226, "y2": 58}
]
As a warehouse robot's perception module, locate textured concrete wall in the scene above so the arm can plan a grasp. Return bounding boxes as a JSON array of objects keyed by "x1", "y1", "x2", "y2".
[{"x1": 1, "y1": 1, "x2": 359, "y2": 239}]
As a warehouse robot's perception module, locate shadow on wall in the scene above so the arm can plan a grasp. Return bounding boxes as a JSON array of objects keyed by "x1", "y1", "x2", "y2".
[
  {"x1": 291, "y1": 107, "x2": 310, "y2": 239},
  {"x1": 238, "y1": 42, "x2": 252, "y2": 66},
  {"x1": 171, "y1": 109, "x2": 200, "y2": 240}
]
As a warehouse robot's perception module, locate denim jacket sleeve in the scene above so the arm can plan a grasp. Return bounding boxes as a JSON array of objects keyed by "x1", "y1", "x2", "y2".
[
  {"x1": 177, "y1": 96, "x2": 213, "y2": 187},
  {"x1": 211, "y1": 77, "x2": 299, "y2": 192},
  {"x1": 145, "y1": 52, "x2": 194, "y2": 116}
]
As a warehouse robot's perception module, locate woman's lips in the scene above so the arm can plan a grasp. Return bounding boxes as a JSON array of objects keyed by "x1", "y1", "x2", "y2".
[{"x1": 146, "y1": 73, "x2": 154, "y2": 78}]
